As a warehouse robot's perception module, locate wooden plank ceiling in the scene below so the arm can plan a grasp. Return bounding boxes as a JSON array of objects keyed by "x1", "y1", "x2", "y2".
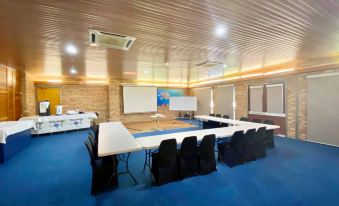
[{"x1": 0, "y1": 0, "x2": 339, "y2": 83}]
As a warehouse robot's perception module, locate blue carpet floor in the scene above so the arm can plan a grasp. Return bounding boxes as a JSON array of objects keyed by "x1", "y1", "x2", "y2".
[{"x1": 1, "y1": 128, "x2": 339, "y2": 206}]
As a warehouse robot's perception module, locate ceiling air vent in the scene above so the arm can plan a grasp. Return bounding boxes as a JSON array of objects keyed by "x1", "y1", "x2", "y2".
[
  {"x1": 196, "y1": 61, "x2": 223, "y2": 68},
  {"x1": 89, "y1": 29, "x2": 136, "y2": 50}
]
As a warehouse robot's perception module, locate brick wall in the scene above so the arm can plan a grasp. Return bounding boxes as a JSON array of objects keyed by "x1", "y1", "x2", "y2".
[
  {"x1": 205, "y1": 68, "x2": 339, "y2": 140},
  {"x1": 231, "y1": 74, "x2": 307, "y2": 139},
  {"x1": 21, "y1": 72, "x2": 36, "y2": 116},
  {"x1": 59, "y1": 85, "x2": 109, "y2": 123}
]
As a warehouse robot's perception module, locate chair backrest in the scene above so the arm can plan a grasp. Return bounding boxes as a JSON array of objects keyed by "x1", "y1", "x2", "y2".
[
  {"x1": 215, "y1": 114, "x2": 222, "y2": 117},
  {"x1": 240, "y1": 117, "x2": 248, "y2": 121},
  {"x1": 245, "y1": 128, "x2": 256, "y2": 139},
  {"x1": 256, "y1": 127, "x2": 266, "y2": 141},
  {"x1": 263, "y1": 120, "x2": 274, "y2": 125},
  {"x1": 199, "y1": 134, "x2": 216, "y2": 158},
  {"x1": 209, "y1": 113, "x2": 215, "y2": 116},
  {"x1": 230, "y1": 130, "x2": 245, "y2": 146},
  {"x1": 158, "y1": 139, "x2": 177, "y2": 161},
  {"x1": 84, "y1": 139, "x2": 95, "y2": 165},
  {"x1": 88, "y1": 133, "x2": 98, "y2": 156},
  {"x1": 88, "y1": 132, "x2": 96, "y2": 146},
  {"x1": 180, "y1": 136, "x2": 198, "y2": 156},
  {"x1": 223, "y1": 115, "x2": 230, "y2": 119},
  {"x1": 251, "y1": 118, "x2": 262, "y2": 123}
]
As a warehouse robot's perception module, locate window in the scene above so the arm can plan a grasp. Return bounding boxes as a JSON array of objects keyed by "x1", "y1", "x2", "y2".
[{"x1": 249, "y1": 86, "x2": 263, "y2": 113}]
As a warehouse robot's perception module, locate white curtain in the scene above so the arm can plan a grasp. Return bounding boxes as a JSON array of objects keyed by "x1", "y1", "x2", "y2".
[
  {"x1": 192, "y1": 87, "x2": 211, "y2": 115},
  {"x1": 214, "y1": 85, "x2": 234, "y2": 118}
]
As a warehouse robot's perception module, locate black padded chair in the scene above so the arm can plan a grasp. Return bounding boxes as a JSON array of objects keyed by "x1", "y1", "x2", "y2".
[
  {"x1": 263, "y1": 120, "x2": 275, "y2": 148},
  {"x1": 253, "y1": 127, "x2": 266, "y2": 159},
  {"x1": 243, "y1": 129, "x2": 257, "y2": 162},
  {"x1": 151, "y1": 139, "x2": 179, "y2": 186},
  {"x1": 198, "y1": 134, "x2": 217, "y2": 175},
  {"x1": 90, "y1": 121, "x2": 99, "y2": 142},
  {"x1": 251, "y1": 118, "x2": 262, "y2": 123},
  {"x1": 209, "y1": 113, "x2": 216, "y2": 116},
  {"x1": 177, "y1": 136, "x2": 199, "y2": 179},
  {"x1": 240, "y1": 117, "x2": 249, "y2": 121},
  {"x1": 221, "y1": 115, "x2": 230, "y2": 127},
  {"x1": 223, "y1": 115, "x2": 230, "y2": 119},
  {"x1": 87, "y1": 133, "x2": 117, "y2": 164},
  {"x1": 218, "y1": 131, "x2": 245, "y2": 167},
  {"x1": 85, "y1": 139, "x2": 118, "y2": 195},
  {"x1": 215, "y1": 114, "x2": 222, "y2": 117}
]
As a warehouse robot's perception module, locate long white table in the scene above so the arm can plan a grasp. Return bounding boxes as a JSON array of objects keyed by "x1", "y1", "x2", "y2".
[
  {"x1": 95, "y1": 116, "x2": 279, "y2": 175},
  {"x1": 98, "y1": 122, "x2": 142, "y2": 184},
  {"x1": 137, "y1": 116, "x2": 279, "y2": 150},
  {"x1": 98, "y1": 122, "x2": 142, "y2": 157},
  {"x1": 136, "y1": 116, "x2": 280, "y2": 170},
  {"x1": 0, "y1": 120, "x2": 35, "y2": 144}
]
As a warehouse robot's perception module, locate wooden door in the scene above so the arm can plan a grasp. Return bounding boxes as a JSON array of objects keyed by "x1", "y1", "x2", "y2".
[
  {"x1": 0, "y1": 66, "x2": 7, "y2": 121},
  {"x1": 37, "y1": 87, "x2": 60, "y2": 115}
]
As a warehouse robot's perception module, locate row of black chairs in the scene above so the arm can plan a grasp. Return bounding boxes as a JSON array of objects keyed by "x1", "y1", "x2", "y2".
[
  {"x1": 218, "y1": 126, "x2": 274, "y2": 167},
  {"x1": 151, "y1": 134, "x2": 217, "y2": 186},
  {"x1": 203, "y1": 114, "x2": 230, "y2": 129},
  {"x1": 240, "y1": 117, "x2": 275, "y2": 148},
  {"x1": 84, "y1": 123, "x2": 119, "y2": 195}
]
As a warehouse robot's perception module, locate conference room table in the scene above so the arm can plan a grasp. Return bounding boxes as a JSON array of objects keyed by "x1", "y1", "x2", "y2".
[
  {"x1": 137, "y1": 116, "x2": 280, "y2": 171},
  {"x1": 98, "y1": 122, "x2": 142, "y2": 184}
]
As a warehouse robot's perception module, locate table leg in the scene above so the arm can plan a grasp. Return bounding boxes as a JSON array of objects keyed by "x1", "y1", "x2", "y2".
[
  {"x1": 124, "y1": 152, "x2": 137, "y2": 185},
  {"x1": 143, "y1": 150, "x2": 148, "y2": 171},
  {"x1": 143, "y1": 149, "x2": 152, "y2": 172},
  {"x1": 114, "y1": 152, "x2": 138, "y2": 185}
]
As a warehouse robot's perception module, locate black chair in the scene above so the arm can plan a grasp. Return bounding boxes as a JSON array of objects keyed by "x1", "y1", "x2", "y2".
[
  {"x1": 240, "y1": 117, "x2": 249, "y2": 121},
  {"x1": 209, "y1": 113, "x2": 216, "y2": 116},
  {"x1": 251, "y1": 118, "x2": 262, "y2": 123},
  {"x1": 90, "y1": 121, "x2": 99, "y2": 142},
  {"x1": 198, "y1": 134, "x2": 217, "y2": 175},
  {"x1": 218, "y1": 131, "x2": 245, "y2": 167},
  {"x1": 178, "y1": 136, "x2": 199, "y2": 179},
  {"x1": 253, "y1": 127, "x2": 266, "y2": 159},
  {"x1": 85, "y1": 139, "x2": 118, "y2": 195},
  {"x1": 215, "y1": 114, "x2": 222, "y2": 117},
  {"x1": 243, "y1": 129, "x2": 257, "y2": 162},
  {"x1": 221, "y1": 115, "x2": 230, "y2": 127},
  {"x1": 223, "y1": 115, "x2": 230, "y2": 119},
  {"x1": 151, "y1": 139, "x2": 179, "y2": 185},
  {"x1": 263, "y1": 120, "x2": 275, "y2": 148}
]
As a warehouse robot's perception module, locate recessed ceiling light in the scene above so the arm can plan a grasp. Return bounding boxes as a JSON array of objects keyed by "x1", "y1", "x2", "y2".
[
  {"x1": 70, "y1": 67, "x2": 77, "y2": 74},
  {"x1": 65, "y1": 43, "x2": 78, "y2": 55},
  {"x1": 144, "y1": 70, "x2": 149, "y2": 74},
  {"x1": 215, "y1": 25, "x2": 227, "y2": 37}
]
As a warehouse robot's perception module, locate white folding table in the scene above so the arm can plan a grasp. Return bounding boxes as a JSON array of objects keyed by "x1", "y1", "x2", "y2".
[
  {"x1": 98, "y1": 122, "x2": 142, "y2": 184},
  {"x1": 137, "y1": 117, "x2": 280, "y2": 171}
]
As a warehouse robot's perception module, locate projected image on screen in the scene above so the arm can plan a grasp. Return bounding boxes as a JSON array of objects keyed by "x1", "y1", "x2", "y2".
[{"x1": 157, "y1": 88, "x2": 184, "y2": 107}]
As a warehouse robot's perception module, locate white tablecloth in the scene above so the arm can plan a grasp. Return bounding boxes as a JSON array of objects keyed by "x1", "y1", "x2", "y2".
[
  {"x1": 19, "y1": 113, "x2": 97, "y2": 123},
  {"x1": 19, "y1": 113, "x2": 97, "y2": 135},
  {"x1": 0, "y1": 120, "x2": 35, "y2": 144}
]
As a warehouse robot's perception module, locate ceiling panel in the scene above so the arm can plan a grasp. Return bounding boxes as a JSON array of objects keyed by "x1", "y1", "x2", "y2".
[{"x1": 0, "y1": 0, "x2": 339, "y2": 82}]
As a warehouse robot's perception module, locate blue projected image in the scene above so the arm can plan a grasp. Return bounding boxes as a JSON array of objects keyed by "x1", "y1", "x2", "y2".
[{"x1": 157, "y1": 88, "x2": 184, "y2": 106}]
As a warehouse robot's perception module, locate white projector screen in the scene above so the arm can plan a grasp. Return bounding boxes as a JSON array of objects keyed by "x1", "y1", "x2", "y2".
[
  {"x1": 123, "y1": 86, "x2": 157, "y2": 114},
  {"x1": 169, "y1": 96, "x2": 197, "y2": 111}
]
